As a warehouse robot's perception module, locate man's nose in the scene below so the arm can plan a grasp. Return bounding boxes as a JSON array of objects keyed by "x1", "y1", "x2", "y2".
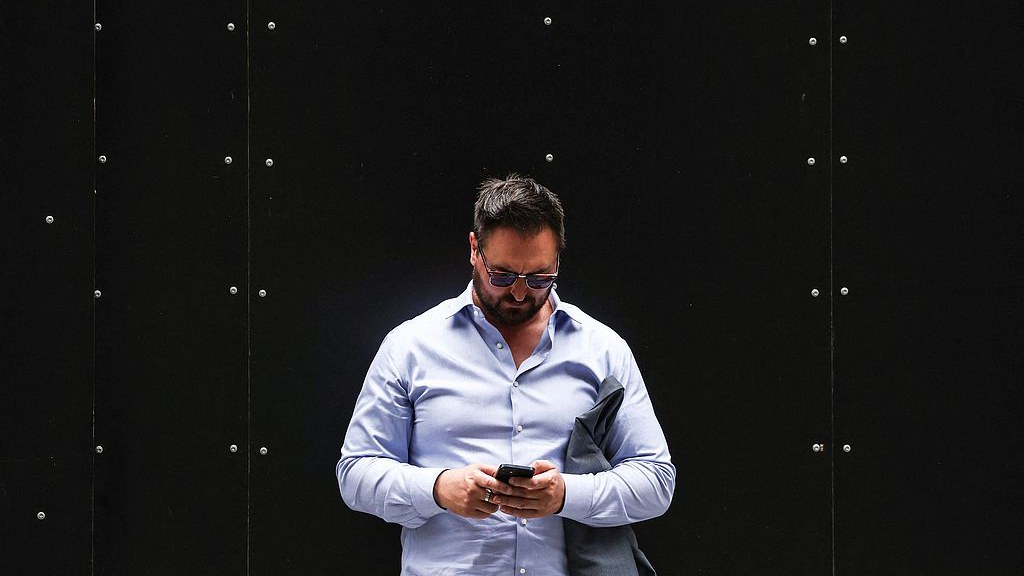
[{"x1": 510, "y1": 277, "x2": 528, "y2": 301}]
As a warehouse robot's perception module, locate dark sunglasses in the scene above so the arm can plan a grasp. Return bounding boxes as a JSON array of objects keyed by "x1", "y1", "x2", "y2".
[{"x1": 477, "y1": 247, "x2": 559, "y2": 290}]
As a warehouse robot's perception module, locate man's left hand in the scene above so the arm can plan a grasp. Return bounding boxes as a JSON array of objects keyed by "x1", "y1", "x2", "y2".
[{"x1": 491, "y1": 459, "x2": 566, "y2": 518}]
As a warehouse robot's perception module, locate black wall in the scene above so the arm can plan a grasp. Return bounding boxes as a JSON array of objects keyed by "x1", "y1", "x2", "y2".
[{"x1": 1, "y1": 2, "x2": 1021, "y2": 574}]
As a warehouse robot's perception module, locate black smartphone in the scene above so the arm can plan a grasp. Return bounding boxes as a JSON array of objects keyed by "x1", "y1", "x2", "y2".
[{"x1": 496, "y1": 464, "x2": 535, "y2": 483}]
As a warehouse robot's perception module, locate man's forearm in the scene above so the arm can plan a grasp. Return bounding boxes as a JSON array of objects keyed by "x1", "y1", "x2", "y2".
[
  {"x1": 336, "y1": 455, "x2": 447, "y2": 529},
  {"x1": 558, "y1": 459, "x2": 676, "y2": 527}
]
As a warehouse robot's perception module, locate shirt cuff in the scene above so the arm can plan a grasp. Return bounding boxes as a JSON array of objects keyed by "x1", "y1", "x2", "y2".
[
  {"x1": 409, "y1": 466, "x2": 448, "y2": 518},
  {"x1": 557, "y1": 472, "x2": 595, "y2": 521}
]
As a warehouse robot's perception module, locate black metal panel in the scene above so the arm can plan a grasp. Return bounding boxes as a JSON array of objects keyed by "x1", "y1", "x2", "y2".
[
  {"x1": 586, "y1": 4, "x2": 834, "y2": 573},
  {"x1": 0, "y1": 0, "x2": 94, "y2": 572},
  {"x1": 249, "y1": 2, "x2": 831, "y2": 574},
  {"x1": 833, "y1": 2, "x2": 1024, "y2": 573},
  {"x1": 93, "y1": 1, "x2": 248, "y2": 573}
]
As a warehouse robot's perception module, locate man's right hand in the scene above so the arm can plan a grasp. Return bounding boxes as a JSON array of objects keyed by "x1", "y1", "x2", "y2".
[{"x1": 432, "y1": 463, "x2": 506, "y2": 519}]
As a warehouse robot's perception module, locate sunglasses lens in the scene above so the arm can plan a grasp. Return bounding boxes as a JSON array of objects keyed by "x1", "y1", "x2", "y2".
[
  {"x1": 489, "y1": 274, "x2": 517, "y2": 288},
  {"x1": 526, "y1": 276, "x2": 556, "y2": 289}
]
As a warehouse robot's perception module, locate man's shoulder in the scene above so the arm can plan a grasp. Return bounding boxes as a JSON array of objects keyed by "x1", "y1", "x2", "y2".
[
  {"x1": 555, "y1": 299, "x2": 629, "y2": 348},
  {"x1": 382, "y1": 292, "x2": 468, "y2": 343}
]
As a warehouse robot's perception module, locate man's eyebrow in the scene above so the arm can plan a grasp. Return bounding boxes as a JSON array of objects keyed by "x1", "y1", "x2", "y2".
[{"x1": 489, "y1": 261, "x2": 557, "y2": 275}]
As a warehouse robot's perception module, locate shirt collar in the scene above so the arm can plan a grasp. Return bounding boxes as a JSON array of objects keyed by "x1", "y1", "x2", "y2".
[{"x1": 445, "y1": 281, "x2": 584, "y2": 324}]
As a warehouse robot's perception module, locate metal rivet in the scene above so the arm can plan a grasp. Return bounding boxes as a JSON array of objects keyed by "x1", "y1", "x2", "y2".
[
  {"x1": 843, "y1": 444, "x2": 852, "y2": 453},
  {"x1": 840, "y1": 155, "x2": 848, "y2": 164},
  {"x1": 808, "y1": 37, "x2": 817, "y2": 46},
  {"x1": 259, "y1": 447, "x2": 268, "y2": 455},
  {"x1": 265, "y1": 158, "x2": 274, "y2": 167},
  {"x1": 544, "y1": 17, "x2": 552, "y2": 26},
  {"x1": 98, "y1": 155, "x2": 107, "y2": 163},
  {"x1": 839, "y1": 35, "x2": 847, "y2": 44},
  {"x1": 807, "y1": 157, "x2": 815, "y2": 165},
  {"x1": 811, "y1": 288, "x2": 819, "y2": 297},
  {"x1": 229, "y1": 444, "x2": 238, "y2": 453},
  {"x1": 545, "y1": 153, "x2": 554, "y2": 162},
  {"x1": 224, "y1": 156, "x2": 233, "y2": 164},
  {"x1": 267, "y1": 22, "x2": 276, "y2": 31},
  {"x1": 37, "y1": 512, "x2": 46, "y2": 520},
  {"x1": 94, "y1": 290, "x2": 102, "y2": 299},
  {"x1": 95, "y1": 23, "x2": 102, "y2": 32},
  {"x1": 227, "y1": 23, "x2": 236, "y2": 31},
  {"x1": 812, "y1": 443, "x2": 822, "y2": 452},
  {"x1": 45, "y1": 215, "x2": 54, "y2": 224},
  {"x1": 258, "y1": 289, "x2": 267, "y2": 297},
  {"x1": 840, "y1": 287, "x2": 849, "y2": 296},
  {"x1": 229, "y1": 286, "x2": 238, "y2": 295},
  {"x1": 95, "y1": 445, "x2": 103, "y2": 454}
]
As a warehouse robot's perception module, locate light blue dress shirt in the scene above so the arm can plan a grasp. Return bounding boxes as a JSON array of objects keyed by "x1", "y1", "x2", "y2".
[{"x1": 337, "y1": 283, "x2": 675, "y2": 576}]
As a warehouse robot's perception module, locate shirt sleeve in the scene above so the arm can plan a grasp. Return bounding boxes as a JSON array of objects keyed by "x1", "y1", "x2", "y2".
[
  {"x1": 335, "y1": 329, "x2": 447, "y2": 529},
  {"x1": 557, "y1": 342, "x2": 677, "y2": 527}
]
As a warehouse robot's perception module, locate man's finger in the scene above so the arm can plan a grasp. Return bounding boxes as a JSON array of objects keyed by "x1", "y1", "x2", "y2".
[
  {"x1": 490, "y1": 494, "x2": 539, "y2": 509},
  {"x1": 473, "y1": 462, "x2": 499, "y2": 476},
  {"x1": 509, "y1": 470, "x2": 554, "y2": 490},
  {"x1": 476, "y1": 472, "x2": 527, "y2": 496},
  {"x1": 530, "y1": 459, "x2": 556, "y2": 473},
  {"x1": 499, "y1": 506, "x2": 545, "y2": 518}
]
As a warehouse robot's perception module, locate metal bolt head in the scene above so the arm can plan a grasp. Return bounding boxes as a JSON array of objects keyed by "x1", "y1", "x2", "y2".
[
  {"x1": 840, "y1": 155, "x2": 848, "y2": 164},
  {"x1": 544, "y1": 17, "x2": 552, "y2": 26},
  {"x1": 224, "y1": 156, "x2": 233, "y2": 164},
  {"x1": 812, "y1": 443, "x2": 822, "y2": 452},
  {"x1": 95, "y1": 445, "x2": 103, "y2": 454},
  {"x1": 258, "y1": 289, "x2": 267, "y2": 297},
  {"x1": 265, "y1": 158, "x2": 274, "y2": 167},
  {"x1": 839, "y1": 35, "x2": 847, "y2": 44},
  {"x1": 45, "y1": 215, "x2": 54, "y2": 224},
  {"x1": 545, "y1": 153, "x2": 554, "y2": 162},
  {"x1": 94, "y1": 290, "x2": 102, "y2": 298},
  {"x1": 227, "y1": 23, "x2": 236, "y2": 31},
  {"x1": 98, "y1": 155, "x2": 107, "y2": 163},
  {"x1": 807, "y1": 157, "x2": 815, "y2": 166},
  {"x1": 267, "y1": 21, "x2": 276, "y2": 30},
  {"x1": 229, "y1": 286, "x2": 238, "y2": 295},
  {"x1": 840, "y1": 287, "x2": 849, "y2": 296},
  {"x1": 808, "y1": 37, "x2": 817, "y2": 46},
  {"x1": 229, "y1": 444, "x2": 238, "y2": 453},
  {"x1": 843, "y1": 444, "x2": 852, "y2": 453},
  {"x1": 811, "y1": 288, "x2": 820, "y2": 297},
  {"x1": 259, "y1": 447, "x2": 268, "y2": 455},
  {"x1": 95, "y1": 23, "x2": 102, "y2": 32},
  {"x1": 37, "y1": 512, "x2": 46, "y2": 520}
]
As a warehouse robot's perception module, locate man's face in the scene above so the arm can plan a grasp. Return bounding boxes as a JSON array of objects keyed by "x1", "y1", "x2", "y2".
[{"x1": 471, "y1": 226, "x2": 559, "y2": 327}]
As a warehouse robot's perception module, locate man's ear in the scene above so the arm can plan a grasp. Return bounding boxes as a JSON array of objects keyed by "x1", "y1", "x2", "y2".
[{"x1": 468, "y1": 231, "x2": 477, "y2": 266}]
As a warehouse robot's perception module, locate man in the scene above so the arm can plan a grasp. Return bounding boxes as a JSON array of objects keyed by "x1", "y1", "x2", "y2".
[{"x1": 336, "y1": 175, "x2": 675, "y2": 575}]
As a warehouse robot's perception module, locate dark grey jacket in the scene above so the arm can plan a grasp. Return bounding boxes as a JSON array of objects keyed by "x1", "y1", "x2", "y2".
[{"x1": 562, "y1": 376, "x2": 657, "y2": 576}]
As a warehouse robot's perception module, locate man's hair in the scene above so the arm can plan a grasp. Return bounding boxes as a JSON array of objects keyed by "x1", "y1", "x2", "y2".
[{"x1": 473, "y1": 174, "x2": 566, "y2": 251}]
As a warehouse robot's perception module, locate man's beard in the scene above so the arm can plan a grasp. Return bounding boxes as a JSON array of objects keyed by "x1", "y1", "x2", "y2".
[{"x1": 472, "y1": 267, "x2": 550, "y2": 326}]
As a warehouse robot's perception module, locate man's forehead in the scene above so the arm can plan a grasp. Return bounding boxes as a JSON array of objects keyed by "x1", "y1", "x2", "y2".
[{"x1": 480, "y1": 227, "x2": 559, "y2": 270}]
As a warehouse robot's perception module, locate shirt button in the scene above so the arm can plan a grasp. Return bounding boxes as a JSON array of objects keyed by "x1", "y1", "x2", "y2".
[
  {"x1": 496, "y1": 342, "x2": 504, "y2": 349},
  {"x1": 520, "y1": 518, "x2": 528, "y2": 526},
  {"x1": 520, "y1": 569, "x2": 527, "y2": 574},
  {"x1": 516, "y1": 425, "x2": 523, "y2": 433},
  {"x1": 512, "y1": 381, "x2": 519, "y2": 387}
]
